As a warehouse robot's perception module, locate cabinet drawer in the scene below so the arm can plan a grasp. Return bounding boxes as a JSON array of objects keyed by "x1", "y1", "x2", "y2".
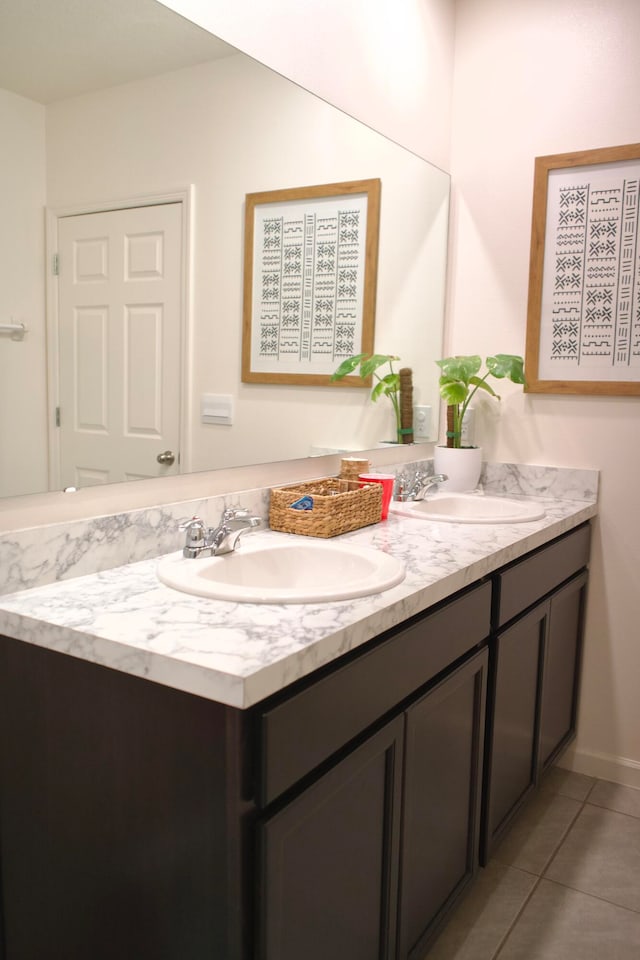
[
  {"x1": 258, "y1": 581, "x2": 491, "y2": 806},
  {"x1": 495, "y1": 523, "x2": 590, "y2": 627}
]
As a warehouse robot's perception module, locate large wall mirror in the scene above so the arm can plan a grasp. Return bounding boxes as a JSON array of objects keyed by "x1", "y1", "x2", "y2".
[{"x1": 0, "y1": 0, "x2": 449, "y2": 503}]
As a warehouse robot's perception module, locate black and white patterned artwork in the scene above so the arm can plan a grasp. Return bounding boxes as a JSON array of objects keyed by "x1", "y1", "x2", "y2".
[
  {"x1": 538, "y1": 159, "x2": 640, "y2": 382},
  {"x1": 248, "y1": 192, "x2": 368, "y2": 376}
]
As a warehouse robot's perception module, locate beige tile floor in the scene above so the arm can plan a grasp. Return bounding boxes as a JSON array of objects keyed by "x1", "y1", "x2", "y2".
[{"x1": 426, "y1": 769, "x2": 640, "y2": 959}]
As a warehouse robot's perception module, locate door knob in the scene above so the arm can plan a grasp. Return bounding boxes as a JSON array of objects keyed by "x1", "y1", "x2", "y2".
[{"x1": 157, "y1": 450, "x2": 175, "y2": 465}]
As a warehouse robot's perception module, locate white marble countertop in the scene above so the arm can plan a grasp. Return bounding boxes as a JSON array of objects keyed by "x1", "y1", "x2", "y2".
[{"x1": 0, "y1": 489, "x2": 597, "y2": 709}]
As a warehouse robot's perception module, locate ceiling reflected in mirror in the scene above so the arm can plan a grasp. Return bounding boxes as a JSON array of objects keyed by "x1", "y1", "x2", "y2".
[{"x1": 0, "y1": 0, "x2": 236, "y2": 103}]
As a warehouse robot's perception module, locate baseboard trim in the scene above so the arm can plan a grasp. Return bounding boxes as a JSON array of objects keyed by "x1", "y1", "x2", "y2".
[{"x1": 556, "y1": 746, "x2": 640, "y2": 789}]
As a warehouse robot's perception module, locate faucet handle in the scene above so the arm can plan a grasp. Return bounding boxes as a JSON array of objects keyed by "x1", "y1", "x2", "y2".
[
  {"x1": 221, "y1": 506, "x2": 247, "y2": 522},
  {"x1": 179, "y1": 516, "x2": 207, "y2": 547},
  {"x1": 220, "y1": 506, "x2": 261, "y2": 526}
]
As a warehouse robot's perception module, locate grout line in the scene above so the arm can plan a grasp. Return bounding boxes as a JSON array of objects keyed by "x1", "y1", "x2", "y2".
[
  {"x1": 490, "y1": 780, "x2": 596, "y2": 959},
  {"x1": 539, "y1": 875, "x2": 640, "y2": 917},
  {"x1": 432, "y1": 777, "x2": 639, "y2": 959},
  {"x1": 583, "y1": 777, "x2": 599, "y2": 803},
  {"x1": 539, "y1": 793, "x2": 587, "y2": 877},
  {"x1": 491, "y1": 873, "x2": 543, "y2": 960},
  {"x1": 583, "y1": 798, "x2": 640, "y2": 823}
]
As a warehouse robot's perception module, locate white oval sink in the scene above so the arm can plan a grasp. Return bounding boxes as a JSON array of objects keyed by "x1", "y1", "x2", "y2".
[
  {"x1": 157, "y1": 536, "x2": 405, "y2": 604},
  {"x1": 390, "y1": 492, "x2": 545, "y2": 524}
]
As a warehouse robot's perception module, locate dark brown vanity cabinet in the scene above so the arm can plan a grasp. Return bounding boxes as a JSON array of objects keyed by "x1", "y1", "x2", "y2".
[
  {"x1": 0, "y1": 521, "x2": 592, "y2": 960},
  {"x1": 0, "y1": 635, "x2": 255, "y2": 960},
  {"x1": 257, "y1": 650, "x2": 489, "y2": 960},
  {"x1": 0, "y1": 580, "x2": 491, "y2": 960},
  {"x1": 255, "y1": 584, "x2": 491, "y2": 960},
  {"x1": 482, "y1": 524, "x2": 590, "y2": 860}
]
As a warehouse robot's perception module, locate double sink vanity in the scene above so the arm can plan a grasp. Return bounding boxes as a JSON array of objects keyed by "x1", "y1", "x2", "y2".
[{"x1": 0, "y1": 462, "x2": 598, "y2": 960}]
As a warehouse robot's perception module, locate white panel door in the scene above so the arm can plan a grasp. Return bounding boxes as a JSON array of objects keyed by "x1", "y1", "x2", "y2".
[{"x1": 57, "y1": 203, "x2": 182, "y2": 487}]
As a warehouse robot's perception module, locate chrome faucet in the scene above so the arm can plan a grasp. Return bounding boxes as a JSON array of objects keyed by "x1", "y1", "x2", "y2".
[
  {"x1": 395, "y1": 471, "x2": 448, "y2": 502},
  {"x1": 180, "y1": 507, "x2": 262, "y2": 558}
]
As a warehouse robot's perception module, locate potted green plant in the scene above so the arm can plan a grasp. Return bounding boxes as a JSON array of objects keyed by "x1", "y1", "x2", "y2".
[
  {"x1": 434, "y1": 354, "x2": 525, "y2": 490},
  {"x1": 331, "y1": 353, "x2": 404, "y2": 444}
]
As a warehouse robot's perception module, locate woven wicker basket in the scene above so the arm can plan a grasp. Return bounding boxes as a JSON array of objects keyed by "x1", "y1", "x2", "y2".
[{"x1": 269, "y1": 477, "x2": 383, "y2": 538}]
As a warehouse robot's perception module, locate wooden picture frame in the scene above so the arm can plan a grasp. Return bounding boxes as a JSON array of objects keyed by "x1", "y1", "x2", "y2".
[
  {"x1": 525, "y1": 142, "x2": 640, "y2": 395},
  {"x1": 242, "y1": 178, "x2": 381, "y2": 386}
]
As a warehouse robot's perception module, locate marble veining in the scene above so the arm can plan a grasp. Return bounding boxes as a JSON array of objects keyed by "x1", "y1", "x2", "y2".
[
  {"x1": 0, "y1": 489, "x2": 270, "y2": 597},
  {"x1": 481, "y1": 462, "x2": 599, "y2": 501},
  {"x1": 0, "y1": 468, "x2": 597, "y2": 709},
  {"x1": 0, "y1": 461, "x2": 597, "y2": 598}
]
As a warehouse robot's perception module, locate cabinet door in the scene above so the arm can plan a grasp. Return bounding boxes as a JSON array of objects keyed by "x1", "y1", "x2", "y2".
[
  {"x1": 398, "y1": 647, "x2": 488, "y2": 960},
  {"x1": 483, "y1": 569, "x2": 589, "y2": 861},
  {"x1": 482, "y1": 602, "x2": 547, "y2": 860},
  {"x1": 258, "y1": 716, "x2": 404, "y2": 960},
  {"x1": 539, "y1": 571, "x2": 588, "y2": 771}
]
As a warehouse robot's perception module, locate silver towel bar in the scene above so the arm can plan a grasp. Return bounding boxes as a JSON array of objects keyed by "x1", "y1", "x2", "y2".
[{"x1": 0, "y1": 322, "x2": 27, "y2": 340}]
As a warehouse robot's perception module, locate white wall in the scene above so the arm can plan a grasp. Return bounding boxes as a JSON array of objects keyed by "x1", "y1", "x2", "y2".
[
  {"x1": 0, "y1": 90, "x2": 48, "y2": 498},
  {"x1": 450, "y1": 0, "x2": 640, "y2": 784},
  {"x1": 158, "y1": 0, "x2": 456, "y2": 171},
  {"x1": 46, "y1": 53, "x2": 448, "y2": 472}
]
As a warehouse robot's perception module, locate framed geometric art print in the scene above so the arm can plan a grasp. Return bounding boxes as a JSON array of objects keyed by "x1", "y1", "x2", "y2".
[
  {"x1": 525, "y1": 142, "x2": 640, "y2": 395},
  {"x1": 241, "y1": 178, "x2": 381, "y2": 386}
]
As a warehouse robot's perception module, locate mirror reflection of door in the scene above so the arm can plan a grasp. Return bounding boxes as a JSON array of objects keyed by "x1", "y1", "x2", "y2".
[{"x1": 55, "y1": 202, "x2": 183, "y2": 488}]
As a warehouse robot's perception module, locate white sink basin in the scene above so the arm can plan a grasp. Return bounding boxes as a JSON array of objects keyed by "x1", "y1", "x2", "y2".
[
  {"x1": 390, "y1": 492, "x2": 545, "y2": 524},
  {"x1": 157, "y1": 536, "x2": 405, "y2": 603}
]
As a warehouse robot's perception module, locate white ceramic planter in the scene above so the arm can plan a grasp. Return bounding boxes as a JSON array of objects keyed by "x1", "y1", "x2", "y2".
[{"x1": 433, "y1": 445, "x2": 483, "y2": 492}]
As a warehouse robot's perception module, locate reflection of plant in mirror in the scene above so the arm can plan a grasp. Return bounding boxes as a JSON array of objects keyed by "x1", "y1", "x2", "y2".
[
  {"x1": 331, "y1": 353, "x2": 403, "y2": 443},
  {"x1": 436, "y1": 354, "x2": 524, "y2": 448}
]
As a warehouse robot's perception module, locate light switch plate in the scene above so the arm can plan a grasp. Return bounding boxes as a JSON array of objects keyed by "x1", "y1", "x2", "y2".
[
  {"x1": 413, "y1": 405, "x2": 432, "y2": 440},
  {"x1": 201, "y1": 394, "x2": 234, "y2": 425}
]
